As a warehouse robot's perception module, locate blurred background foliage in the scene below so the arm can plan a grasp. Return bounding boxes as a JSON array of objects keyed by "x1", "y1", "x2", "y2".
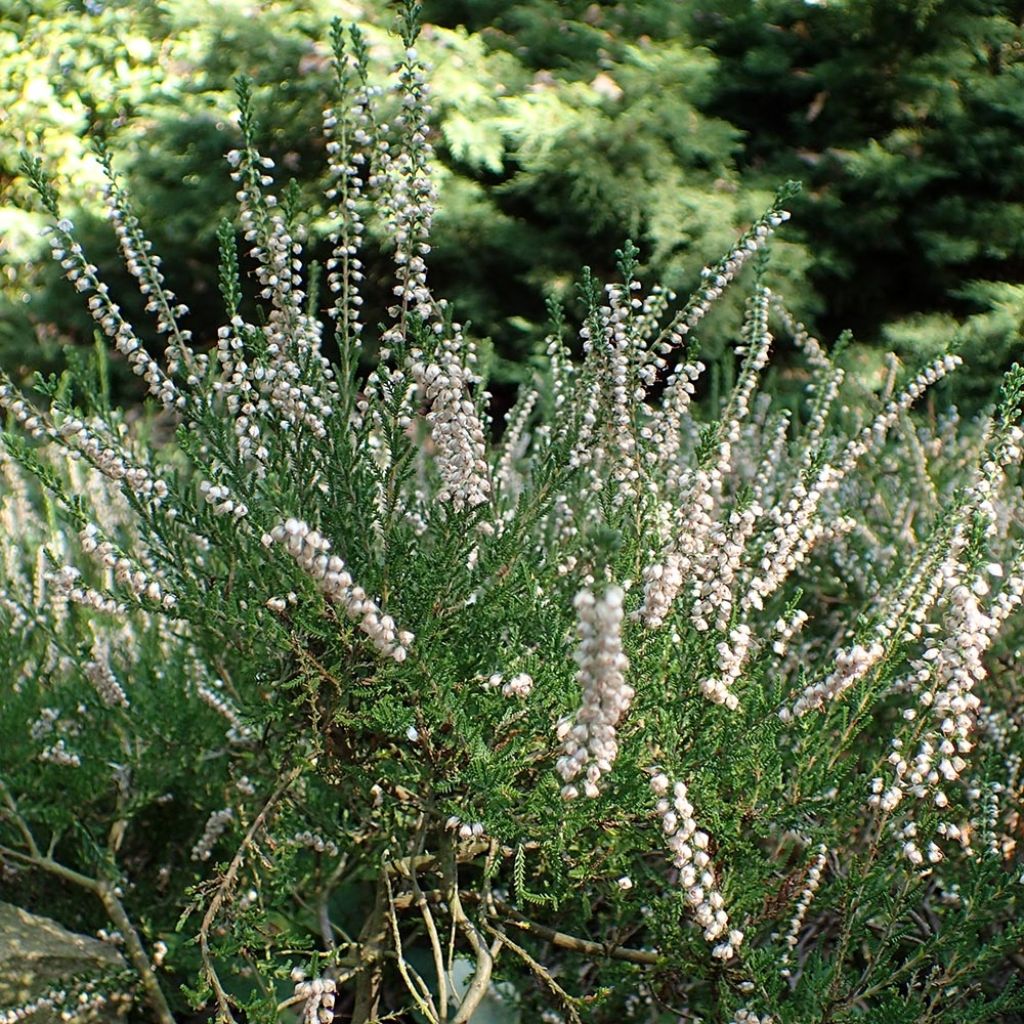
[{"x1": 2, "y1": 0, "x2": 1022, "y2": 408}]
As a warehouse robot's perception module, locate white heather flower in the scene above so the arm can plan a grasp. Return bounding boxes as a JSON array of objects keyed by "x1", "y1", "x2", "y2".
[
  {"x1": 700, "y1": 624, "x2": 752, "y2": 711},
  {"x1": 411, "y1": 349, "x2": 491, "y2": 512},
  {"x1": 496, "y1": 388, "x2": 538, "y2": 498},
  {"x1": 772, "y1": 608, "x2": 809, "y2": 657},
  {"x1": 652, "y1": 776, "x2": 737, "y2": 956},
  {"x1": 269, "y1": 519, "x2": 412, "y2": 661},
  {"x1": 47, "y1": 564, "x2": 124, "y2": 616},
  {"x1": 83, "y1": 639, "x2": 129, "y2": 709},
  {"x1": 292, "y1": 831, "x2": 339, "y2": 857},
  {"x1": 42, "y1": 219, "x2": 179, "y2": 407},
  {"x1": 556, "y1": 586, "x2": 632, "y2": 799},
  {"x1": 744, "y1": 354, "x2": 962, "y2": 615},
  {"x1": 646, "y1": 206, "x2": 787, "y2": 358},
  {"x1": 39, "y1": 739, "x2": 81, "y2": 768},
  {"x1": 502, "y1": 672, "x2": 534, "y2": 698},
  {"x1": 781, "y1": 641, "x2": 885, "y2": 720},
  {"x1": 294, "y1": 975, "x2": 337, "y2": 1024},
  {"x1": 779, "y1": 844, "x2": 827, "y2": 976},
  {"x1": 191, "y1": 808, "x2": 234, "y2": 861},
  {"x1": 78, "y1": 524, "x2": 177, "y2": 609},
  {"x1": 196, "y1": 680, "x2": 253, "y2": 745}
]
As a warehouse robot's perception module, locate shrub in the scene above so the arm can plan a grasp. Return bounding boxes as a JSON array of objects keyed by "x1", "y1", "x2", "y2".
[{"x1": 2, "y1": 7, "x2": 1024, "y2": 1024}]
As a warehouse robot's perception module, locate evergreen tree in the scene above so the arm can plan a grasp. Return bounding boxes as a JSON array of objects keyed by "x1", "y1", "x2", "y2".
[{"x1": 691, "y1": 0, "x2": 1024, "y2": 402}]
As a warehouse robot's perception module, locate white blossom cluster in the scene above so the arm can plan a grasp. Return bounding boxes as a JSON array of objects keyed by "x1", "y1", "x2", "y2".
[
  {"x1": 780, "y1": 641, "x2": 885, "y2": 721},
  {"x1": 644, "y1": 360, "x2": 704, "y2": 487},
  {"x1": 637, "y1": 459, "x2": 724, "y2": 629},
  {"x1": 798, "y1": 369, "x2": 845, "y2": 474},
  {"x1": 411, "y1": 347, "x2": 491, "y2": 512},
  {"x1": 42, "y1": 219, "x2": 178, "y2": 408},
  {"x1": 545, "y1": 325, "x2": 574, "y2": 434},
  {"x1": 875, "y1": 558, "x2": 991, "y2": 817},
  {"x1": 565, "y1": 355, "x2": 604, "y2": 483},
  {"x1": 771, "y1": 608, "x2": 809, "y2": 658},
  {"x1": 651, "y1": 773, "x2": 742, "y2": 959},
  {"x1": 47, "y1": 565, "x2": 124, "y2": 616},
  {"x1": 896, "y1": 820, "x2": 944, "y2": 868},
  {"x1": 778, "y1": 844, "x2": 827, "y2": 978},
  {"x1": 771, "y1": 296, "x2": 830, "y2": 371},
  {"x1": 557, "y1": 586, "x2": 632, "y2": 799},
  {"x1": 291, "y1": 831, "x2": 340, "y2": 857},
  {"x1": 199, "y1": 479, "x2": 247, "y2": 519},
  {"x1": 83, "y1": 638, "x2": 129, "y2": 709},
  {"x1": 60, "y1": 415, "x2": 167, "y2": 502},
  {"x1": 700, "y1": 624, "x2": 753, "y2": 710},
  {"x1": 602, "y1": 279, "x2": 645, "y2": 507},
  {"x1": 29, "y1": 707, "x2": 60, "y2": 741},
  {"x1": 103, "y1": 164, "x2": 198, "y2": 380},
  {"x1": 691, "y1": 502, "x2": 762, "y2": 634},
  {"x1": 638, "y1": 289, "x2": 774, "y2": 644},
  {"x1": 265, "y1": 519, "x2": 413, "y2": 661},
  {"x1": 445, "y1": 815, "x2": 487, "y2": 841},
  {"x1": 634, "y1": 283, "x2": 675, "y2": 350},
  {"x1": 649, "y1": 207, "x2": 790, "y2": 356},
  {"x1": 227, "y1": 144, "x2": 336, "y2": 441},
  {"x1": 637, "y1": 546, "x2": 688, "y2": 629},
  {"x1": 39, "y1": 738, "x2": 81, "y2": 768},
  {"x1": 485, "y1": 671, "x2": 534, "y2": 698},
  {"x1": 191, "y1": 807, "x2": 234, "y2": 862},
  {"x1": 0, "y1": 981, "x2": 130, "y2": 1024},
  {"x1": 211, "y1": 316, "x2": 271, "y2": 468},
  {"x1": 80, "y1": 524, "x2": 177, "y2": 609},
  {"x1": 496, "y1": 389, "x2": 539, "y2": 498},
  {"x1": 196, "y1": 680, "x2": 253, "y2": 745},
  {"x1": 376, "y1": 46, "x2": 436, "y2": 347},
  {"x1": 749, "y1": 410, "x2": 792, "y2": 508},
  {"x1": 322, "y1": 60, "x2": 371, "y2": 349},
  {"x1": 502, "y1": 672, "x2": 534, "y2": 698},
  {"x1": 0, "y1": 380, "x2": 170, "y2": 512},
  {"x1": 292, "y1": 971, "x2": 337, "y2": 1024},
  {"x1": 0, "y1": 378, "x2": 46, "y2": 440},
  {"x1": 744, "y1": 355, "x2": 963, "y2": 615},
  {"x1": 731, "y1": 1012, "x2": 775, "y2": 1024}
]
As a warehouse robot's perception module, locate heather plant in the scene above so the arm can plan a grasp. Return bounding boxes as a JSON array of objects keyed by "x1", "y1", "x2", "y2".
[{"x1": 3, "y1": 7, "x2": 1024, "y2": 1024}]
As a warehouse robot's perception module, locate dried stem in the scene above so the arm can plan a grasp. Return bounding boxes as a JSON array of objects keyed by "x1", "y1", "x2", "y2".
[
  {"x1": 383, "y1": 865, "x2": 441, "y2": 1020},
  {"x1": 483, "y1": 920, "x2": 583, "y2": 1024},
  {"x1": 198, "y1": 763, "x2": 303, "y2": 1023}
]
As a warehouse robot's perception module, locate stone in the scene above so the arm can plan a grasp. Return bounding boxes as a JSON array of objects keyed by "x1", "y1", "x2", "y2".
[{"x1": 0, "y1": 902, "x2": 130, "y2": 1022}]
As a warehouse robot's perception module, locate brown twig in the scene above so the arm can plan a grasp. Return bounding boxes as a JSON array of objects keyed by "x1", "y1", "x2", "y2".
[
  {"x1": 352, "y1": 877, "x2": 388, "y2": 1024},
  {"x1": 483, "y1": 920, "x2": 583, "y2": 1024},
  {"x1": 198, "y1": 763, "x2": 303, "y2": 1023},
  {"x1": 496, "y1": 899, "x2": 660, "y2": 966},
  {"x1": 403, "y1": 821, "x2": 449, "y2": 1021},
  {"x1": 387, "y1": 885, "x2": 660, "y2": 966},
  {"x1": 383, "y1": 865, "x2": 440, "y2": 1021},
  {"x1": 440, "y1": 838, "x2": 503, "y2": 1024}
]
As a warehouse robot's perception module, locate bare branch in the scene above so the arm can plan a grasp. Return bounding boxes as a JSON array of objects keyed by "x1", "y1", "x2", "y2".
[{"x1": 198, "y1": 763, "x2": 303, "y2": 1023}]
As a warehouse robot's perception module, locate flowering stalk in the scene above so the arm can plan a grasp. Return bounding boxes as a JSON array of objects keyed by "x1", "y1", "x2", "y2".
[{"x1": 556, "y1": 586, "x2": 632, "y2": 799}]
